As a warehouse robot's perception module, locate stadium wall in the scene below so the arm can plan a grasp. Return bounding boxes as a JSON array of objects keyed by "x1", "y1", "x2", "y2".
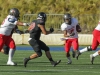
[{"x1": 12, "y1": 33, "x2": 93, "y2": 45}]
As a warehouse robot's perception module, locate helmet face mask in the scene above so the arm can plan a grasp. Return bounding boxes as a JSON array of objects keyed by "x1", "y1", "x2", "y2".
[
  {"x1": 65, "y1": 18, "x2": 71, "y2": 24},
  {"x1": 37, "y1": 12, "x2": 47, "y2": 22},
  {"x1": 9, "y1": 8, "x2": 20, "y2": 19},
  {"x1": 64, "y1": 13, "x2": 71, "y2": 24}
]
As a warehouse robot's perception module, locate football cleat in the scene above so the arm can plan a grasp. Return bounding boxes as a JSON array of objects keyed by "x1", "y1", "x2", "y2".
[
  {"x1": 7, "y1": 61, "x2": 17, "y2": 66},
  {"x1": 67, "y1": 61, "x2": 72, "y2": 64},
  {"x1": 51, "y1": 60, "x2": 61, "y2": 67},
  {"x1": 90, "y1": 54, "x2": 95, "y2": 64},
  {"x1": 24, "y1": 58, "x2": 29, "y2": 67}
]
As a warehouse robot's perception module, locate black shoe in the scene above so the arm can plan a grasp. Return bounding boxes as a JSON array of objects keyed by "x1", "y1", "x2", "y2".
[
  {"x1": 75, "y1": 51, "x2": 81, "y2": 60},
  {"x1": 24, "y1": 58, "x2": 29, "y2": 67},
  {"x1": 51, "y1": 60, "x2": 61, "y2": 67}
]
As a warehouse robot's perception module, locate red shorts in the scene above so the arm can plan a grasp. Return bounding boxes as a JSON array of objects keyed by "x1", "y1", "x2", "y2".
[
  {"x1": 64, "y1": 38, "x2": 79, "y2": 53},
  {"x1": 91, "y1": 29, "x2": 100, "y2": 50},
  {"x1": 0, "y1": 34, "x2": 16, "y2": 51}
]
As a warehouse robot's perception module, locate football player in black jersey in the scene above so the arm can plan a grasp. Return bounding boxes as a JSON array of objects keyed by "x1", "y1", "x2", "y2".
[{"x1": 24, "y1": 12, "x2": 61, "y2": 67}]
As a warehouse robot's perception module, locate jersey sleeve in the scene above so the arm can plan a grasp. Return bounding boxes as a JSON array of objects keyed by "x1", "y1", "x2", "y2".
[
  {"x1": 74, "y1": 18, "x2": 78, "y2": 25},
  {"x1": 37, "y1": 19, "x2": 45, "y2": 25},
  {"x1": 8, "y1": 16, "x2": 18, "y2": 25},
  {"x1": 1, "y1": 16, "x2": 18, "y2": 28},
  {"x1": 61, "y1": 23, "x2": 67, "y2": 31}
]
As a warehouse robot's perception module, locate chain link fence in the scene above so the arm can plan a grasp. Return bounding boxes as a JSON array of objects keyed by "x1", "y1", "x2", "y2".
[{"x1": 23, "y1": 14, "x2": 100, "y2": 34}]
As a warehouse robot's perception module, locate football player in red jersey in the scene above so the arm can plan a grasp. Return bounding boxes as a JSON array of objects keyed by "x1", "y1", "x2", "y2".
[
  {"x1": 76, "y1": 20, "x2": 100, "y2": 64},
  {"x1": 1, "y1": 25, "x2": 23, "y2": 55},
  {"x1": 61, "y1": 13, "x2": 81, "y2": 64},
  {"x1": 0, "y1": 8, "x2": 29, "y2": 65}
]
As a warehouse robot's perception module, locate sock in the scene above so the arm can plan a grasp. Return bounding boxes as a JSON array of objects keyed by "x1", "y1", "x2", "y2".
[
  {"x1": 67, "y1": 57, "x2": 72, "y2": 62},
  {"x1": 27, "y1": 57, "x2": 31, "y2": 60},
  {"x1": 49, "y1": 58, "x2": 53, "y2": 61},
  {"x1": 80, "y1": 47, "x2": 88, "y2": 53},
  {"x1": 8, "y1": 48, "x2": 15, "y2": 62},
  {"x1": 92, "y1": 51, "x2": 99, "y2": 57}
]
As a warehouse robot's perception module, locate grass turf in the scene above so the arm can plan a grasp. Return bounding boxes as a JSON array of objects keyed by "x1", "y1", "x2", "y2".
[{"x1": 0, "y1": 50, "x2": 100, "y2": 75}]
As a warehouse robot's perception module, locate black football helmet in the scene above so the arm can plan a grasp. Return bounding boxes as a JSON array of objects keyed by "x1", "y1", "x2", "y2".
[
  {"x1": 37, "y1": 12, "x2": 47, "y2": 22},
  {"x1": 64, "y1": 13, "x2": 72, "y2": 24},
  {"x1": 9, "y1": 8, "x2": 20, "y2": 19}
]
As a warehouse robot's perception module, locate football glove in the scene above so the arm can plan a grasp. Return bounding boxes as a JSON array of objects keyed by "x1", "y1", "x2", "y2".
[
  {"x1": 23, "y1": 23, "x2": 30, "y2": 26},
  {"x1": 49, "y1": 27, "x2": 54, "y2": 33}
]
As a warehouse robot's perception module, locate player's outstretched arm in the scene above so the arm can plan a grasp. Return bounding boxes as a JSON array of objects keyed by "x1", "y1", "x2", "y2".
[
  {"x1": 38, "y1": 25, "x2": 54, "y2": 35},
  {"x1": 16, "y1": 21, "x2": 29, "y2": 26}
]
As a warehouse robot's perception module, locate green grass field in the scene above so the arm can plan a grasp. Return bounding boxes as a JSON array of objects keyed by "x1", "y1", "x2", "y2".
[{"x1": 0, "y1": 50, "x2": 100, "y2": 75}]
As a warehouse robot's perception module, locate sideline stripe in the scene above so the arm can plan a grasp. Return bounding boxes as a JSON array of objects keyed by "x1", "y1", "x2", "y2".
[{"x1": 16, "y1": 46, "x2": 100, "y2": 51}]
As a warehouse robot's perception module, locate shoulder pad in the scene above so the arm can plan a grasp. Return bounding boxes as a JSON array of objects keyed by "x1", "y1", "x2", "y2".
[{"x1": 8, "y1": 18, "x2": 17, "y2": 23}]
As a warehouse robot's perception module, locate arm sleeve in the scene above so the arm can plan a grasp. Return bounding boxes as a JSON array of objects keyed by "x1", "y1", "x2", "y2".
[
  {"x1": 37, "y1": 19, "x2": 45, "y2": 25},
  {"x1": 8, "y1": 17, "x2": 18, "y2": 25}
]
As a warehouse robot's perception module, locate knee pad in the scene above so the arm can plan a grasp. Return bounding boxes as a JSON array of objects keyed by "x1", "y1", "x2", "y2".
[
  {"x1": 87, "y1": 46, "x2": 92, "y2": 51},
  {"x1": 37, "y1": 52, "x2": 42, "y2": 57}
]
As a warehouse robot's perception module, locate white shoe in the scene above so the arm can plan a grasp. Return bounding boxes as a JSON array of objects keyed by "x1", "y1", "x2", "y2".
[
  {"x1": 67, "y1": 61, "x2": 72, "y2": 64},
  {"x1": 7, "y1": 61, "x2": 17, "y2": 66},
  {"x1": 90, "y1": 54, "x2": 95, "y2": 64}
]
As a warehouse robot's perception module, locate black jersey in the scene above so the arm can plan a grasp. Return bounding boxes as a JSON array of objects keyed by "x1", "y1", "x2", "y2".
[{"x1": 29, "y1": 19, "x2": 45, "y2": 40}]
